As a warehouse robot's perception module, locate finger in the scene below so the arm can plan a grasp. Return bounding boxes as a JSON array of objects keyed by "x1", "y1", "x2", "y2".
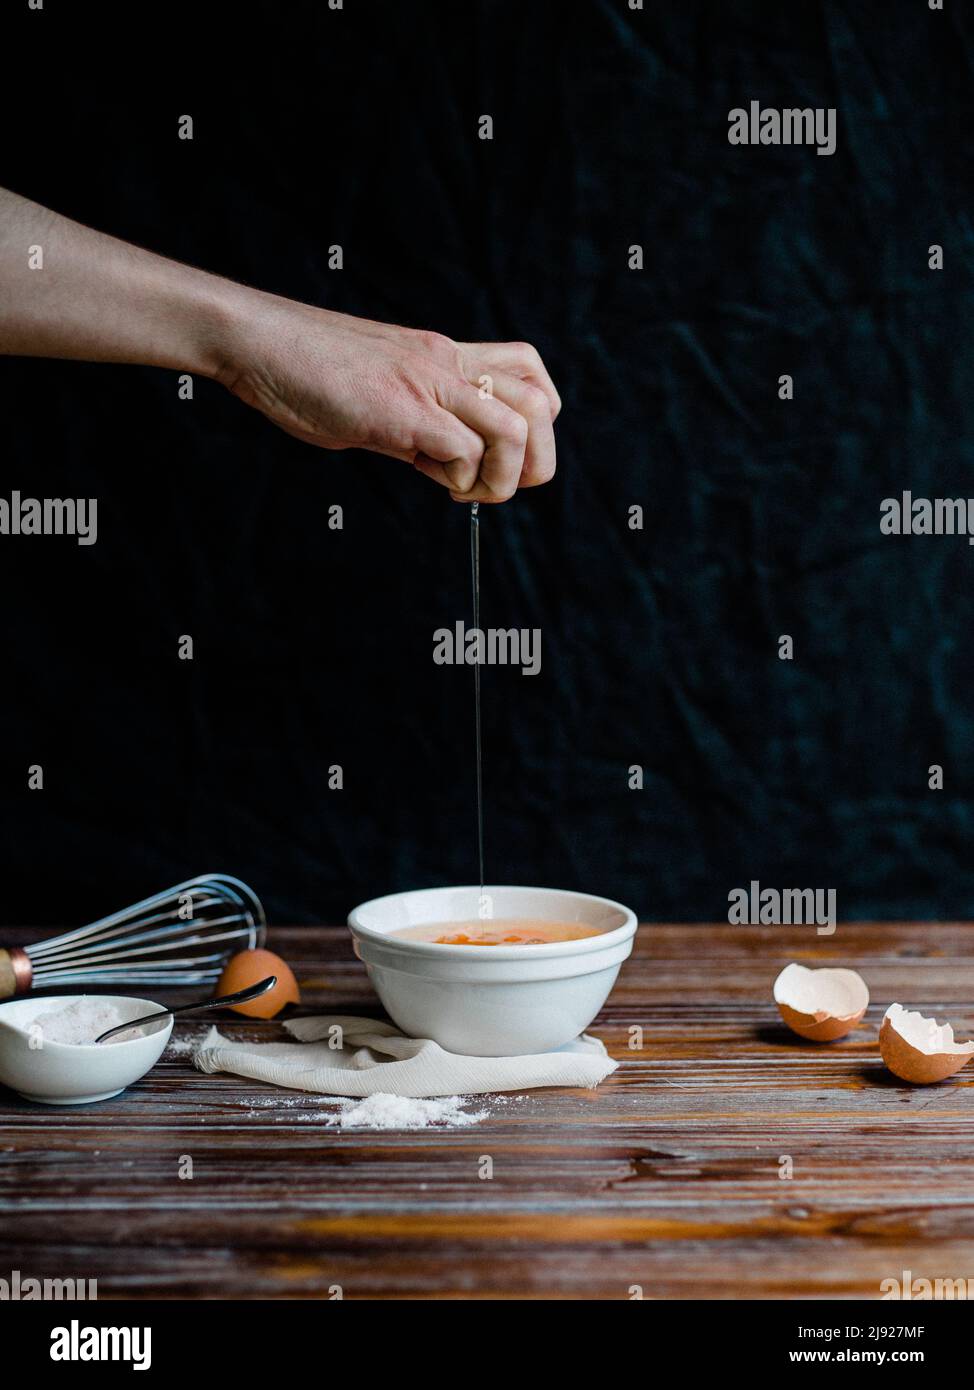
[
  {"x1": 479, "y1": 370, "x2": 556, "y2": 488},
  {"x1": 458, "y1": 340, "x2": 561, "y2": 419},
  {"x1": 411, "y1": 408, "x2": 486, "y2": 493},
  {"x1": 439, "y1": 379, "x2": 528, "y2": 503}
]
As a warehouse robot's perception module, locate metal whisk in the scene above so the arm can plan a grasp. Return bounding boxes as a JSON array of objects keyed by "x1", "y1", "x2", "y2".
[{"x1": 0, "y1": 874, "x2": 266, "y2": 999}]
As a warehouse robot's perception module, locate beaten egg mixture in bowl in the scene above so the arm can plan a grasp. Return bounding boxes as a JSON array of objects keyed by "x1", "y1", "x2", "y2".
[{"x1": 347, "y1": 885, "x2": 637, "y2": 1056}]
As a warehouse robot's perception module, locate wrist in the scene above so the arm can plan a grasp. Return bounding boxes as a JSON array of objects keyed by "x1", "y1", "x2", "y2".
[{"x1": 180, "y1": 272, "x2": 261, "y2": 385}]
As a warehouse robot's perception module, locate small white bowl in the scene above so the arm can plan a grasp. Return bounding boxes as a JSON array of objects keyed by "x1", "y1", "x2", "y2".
[
  {"x1": 347, "y1": 885, "x2": 637, "y2": 1056},
  {"x1": 0, "y1": 995, "x2": 173, "y2": 1105}
]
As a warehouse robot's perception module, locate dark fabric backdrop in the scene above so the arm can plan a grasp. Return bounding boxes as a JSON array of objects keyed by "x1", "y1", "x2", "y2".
[{"x1": 0, "y1": 0, "x2": 972, "y2": 927}]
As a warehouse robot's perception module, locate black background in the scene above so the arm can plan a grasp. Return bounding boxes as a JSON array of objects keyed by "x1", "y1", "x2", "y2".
[{"x1": 0, "y1": 0, "x2": 972, "y2": 928}]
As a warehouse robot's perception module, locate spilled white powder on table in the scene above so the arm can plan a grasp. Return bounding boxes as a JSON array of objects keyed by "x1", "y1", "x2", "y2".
[
  {"x1": 194, "y1": 1027, "x2": 490, "y2": 1129},
  {"x1": 165, "y1": 1028, "x2": 209, "y2": 1058},
  {"x1": 329, "y1": 1093, "x2": 488, "y2": 1130}
]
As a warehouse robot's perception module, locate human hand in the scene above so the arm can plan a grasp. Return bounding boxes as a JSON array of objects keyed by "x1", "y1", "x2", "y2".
[
  {"x1": 0, "y1": 188, "x2": 559, "y2": 500},
  {"x1": 218, "y1": 298, "x2": 561, "y2": 503}
]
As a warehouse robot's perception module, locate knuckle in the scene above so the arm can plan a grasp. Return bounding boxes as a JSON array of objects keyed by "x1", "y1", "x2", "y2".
[
  {"x1": 501, "y1": 411, "x2": 530, "y2": 448},
  {"x1": 521, "y1": 383, "x2": 550, "y2": 416},
  {"x1": 459, "y1": 444, "x2": 483, "y2": 468},
  {"x1": 489, "y1": 481, "x2": 518, "y2": 502},
  {"x1": 509, "y1": 339, "x2": 541, "y2": 365},
  {"x1": 531, "y1": 461, "x2": 557, "y2": 485},
  {"x1": 415, "y1": 329, "x2": 456, "y2": 359}
]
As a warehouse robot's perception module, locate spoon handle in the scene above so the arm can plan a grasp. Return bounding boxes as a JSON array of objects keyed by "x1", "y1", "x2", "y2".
[{"x1": 95, "y1": 976, "x2": 278, "y2": 1043}]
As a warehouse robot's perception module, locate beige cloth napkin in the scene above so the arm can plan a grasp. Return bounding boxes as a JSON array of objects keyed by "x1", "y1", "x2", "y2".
[{"x1": 193, "y1": 1014, "x2": 617, "y2": 1097}]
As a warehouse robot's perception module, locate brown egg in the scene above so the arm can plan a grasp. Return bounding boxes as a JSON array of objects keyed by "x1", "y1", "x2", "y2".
[
  {"x1": 216, "y1": 949, "x2": 300, "y2": 1018},
  {"x1": 773, "y1": 962, "x2": 869, "y2": 1041},
  {"x1": 880, "y1": 1003, "x2": 974, "y2": 1084}
]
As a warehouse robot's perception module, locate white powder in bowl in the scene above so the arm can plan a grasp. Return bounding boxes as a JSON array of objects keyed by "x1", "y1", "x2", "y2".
[
  {"x1": 330, "y1": 1093, "x2": 487, "y2": 1130},
  {"x1": 31, "y1": 999, "x2": 136, "y2": 1046}
]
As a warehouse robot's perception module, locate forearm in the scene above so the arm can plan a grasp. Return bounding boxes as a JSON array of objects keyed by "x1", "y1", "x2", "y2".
[
  {"x1": 0, "y1": 186, "x2": 243, "y2": 379},
  {"x1": 0, "y1": 186, "x2": 560, "y2": 500}
]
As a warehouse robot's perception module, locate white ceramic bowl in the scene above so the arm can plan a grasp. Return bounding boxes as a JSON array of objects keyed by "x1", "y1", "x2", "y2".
[
  {"x1": 0, "y1": 995, "x2": 173, "y2": 1105},
  {"x1": 347, "y1": 885, "x2": 637, "y2": 1056}
]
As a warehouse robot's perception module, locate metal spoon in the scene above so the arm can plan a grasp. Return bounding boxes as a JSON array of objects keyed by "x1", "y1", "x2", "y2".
[{"x1": 95, "y1": 976, "x2": 278, "y2": 1044}]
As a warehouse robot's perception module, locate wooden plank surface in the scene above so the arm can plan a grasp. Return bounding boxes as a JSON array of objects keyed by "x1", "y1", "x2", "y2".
[{"x1": 1, "y1": 923, "x2": 973, "y2": 1299}]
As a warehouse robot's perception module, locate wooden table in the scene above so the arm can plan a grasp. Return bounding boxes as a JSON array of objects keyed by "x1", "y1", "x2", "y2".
[{"x1": 2, "y1": 923, "x2": 972, "y2": 1300}]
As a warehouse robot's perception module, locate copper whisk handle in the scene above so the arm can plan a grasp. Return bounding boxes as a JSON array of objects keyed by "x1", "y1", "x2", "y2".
[{"x1": 0, "y1": 947, "x2": 33, "y2": 1000}]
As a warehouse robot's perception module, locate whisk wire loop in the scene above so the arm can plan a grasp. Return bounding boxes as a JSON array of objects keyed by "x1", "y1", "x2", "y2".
[{"x1": 2, "y1": 873, "x2": 266, "y2": 996}]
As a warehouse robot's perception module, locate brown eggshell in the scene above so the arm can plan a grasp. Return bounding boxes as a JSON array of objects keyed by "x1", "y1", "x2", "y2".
[
  {"x1": 216, "y1": 948, "x2": 300, "y2": 1018},
  {"x1": 776, "y1": 1002, "x2": 858, "y2": 1041},
  {"x1": 879, "y1": 1004, "x2": 974, "y2": 1085},
  {"x1": 773, "y1": 963, "x2": 869, "y2": 1041}
]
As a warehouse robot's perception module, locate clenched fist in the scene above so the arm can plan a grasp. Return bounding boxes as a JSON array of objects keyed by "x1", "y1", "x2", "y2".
[
  {"x1": 219, "y1": 301, "x2": 561, "y2": 503},
  {"x1": 0, "y1": 187, "x2": 560, "y2": 503}
]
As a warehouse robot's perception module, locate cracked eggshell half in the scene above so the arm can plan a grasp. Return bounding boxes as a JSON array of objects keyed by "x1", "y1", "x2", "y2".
[
  {"x1": 773, "y1": 962, "x2": 869, "y2": 1041},
  {"x1": 879, "y1": 1003, "x2": 974, "y2": 1084}
]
